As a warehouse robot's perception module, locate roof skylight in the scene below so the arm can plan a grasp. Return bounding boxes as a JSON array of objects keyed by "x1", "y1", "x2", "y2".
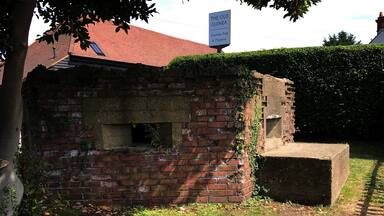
[{"x1": 90, "y1": 42, "x2": 105, "y2": 56}]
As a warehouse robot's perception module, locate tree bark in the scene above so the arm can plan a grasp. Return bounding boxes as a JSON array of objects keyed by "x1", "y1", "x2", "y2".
[{"x1": 0, "y1": 0, "x2": 35, "y2": 212}]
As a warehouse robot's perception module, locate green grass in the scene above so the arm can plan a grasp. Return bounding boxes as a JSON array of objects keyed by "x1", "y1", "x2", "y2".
[{"x1": 127, "y1": 198, "x2": 277, "y2": 216}]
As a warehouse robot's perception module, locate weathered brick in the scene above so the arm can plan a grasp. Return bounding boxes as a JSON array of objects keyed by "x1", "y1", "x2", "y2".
[
  {"x1": 119, "y1": 180, "x2": 136, "y2": 186},
  {"x1": 210, "y1": 171, "x2": 230, "y2": 177},
  {"x1": 208, "y1": 184, "x2": 227, "y2": 190},
  {"x1": 216, "y1": 115, "x2": 231, "y2": 121},
  {"x1": 209, "y1": 190, "x2": 227, "y2": 196},
  {"x1": 207, "y1": 134, "x2": 228, "y2": 140},
  {"x1": 190, "y1": 122, "x2": 208, "y2": 128},
  {"x1": 151, "y1": 185, "x2": 168, "y2": 192},
  {"x1": 228, "y1": 196, "x2": 244, "y2": 203},
  {"x1": 180, "y1": 147, "x2": 208, "y2": 154},
  {"x1": 168, "y1": 83, "x2": 186, "y2": 89},
  {"x1": 195, "y1": 196, "x2": 209, "y2": 203},
  {"x1": 162, "y1": 166, "x2": 176, "y2": 172},
  {"x1": 216, "y1": 102, "x2": 234, "y2": 108},
  {"x1": 189, "y1": 159, "x2": 208, "y2": 165},
  {"x1": 217, "y1": 165, "x2": 238, "y2": 172},
  {"x1": 197, "y1": 116, "x2": 215, "y2": 122},
  {"x1": 209, "y1": 196, "x2": 228, "y2": 203},
  {"x1": 196, "y1": 89, "x2": 213, "y2": 95},
  {"x1": 142, "y1": 179, "x2": 159, "y2": 186},
  {"x1": 200, "y1": 102, "x2": 215, "y2": 109},
  {"x1": 214, "y1": 96, "x2": 226, "y2": 102},
  {"x1": 183, "y1": 139, "x2": 198, "y2": 146},
  {"x1": 218, "y1": 151, "x2": 236, "y2": 159},
  {"x1": 196, "y1": 128, "x2": 217, "y2": 135},
  {"x1": 195, "y1": 109, "x2": 207, "y2": 116},
  {"x1": 160, "y1": 179, "x2": 178, "y2": 185},
  {"x1": 208, "y1": 122, "x2": 227, "y2": 128}
]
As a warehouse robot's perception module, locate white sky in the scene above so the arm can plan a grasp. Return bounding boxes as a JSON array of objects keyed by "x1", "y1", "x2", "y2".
[{"x1": 29, "y1": 0, "x2": 382, "y2": 52}]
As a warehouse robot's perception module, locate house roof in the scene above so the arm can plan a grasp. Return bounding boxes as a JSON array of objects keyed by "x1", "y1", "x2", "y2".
[
  {"x1": 70, "y1": 22, "x2": 216, "y2": 67},
  {"x1": 370, "y1": 12, "x2": 384, "y2": 44},
  {"x1": 370, "y1": 30, "x2": 384, "y2": 44},
  {"x1": 24, "y1": 34, "x2": 72, "y2": 77},
  {"x1": 0, "y1": 22, "x2": 216, "y2": 85}
]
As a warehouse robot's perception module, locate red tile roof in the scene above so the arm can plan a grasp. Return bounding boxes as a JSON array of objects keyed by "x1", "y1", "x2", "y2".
[
  {"x1": 1, "y1": 22, "x2": 216, "y2": 85},
  {"x1": 70, "y1": 22, "x2": 216, "y2": 67},
  {"x1": 1, "y1": 35, "x2": 72, "y2": 85},
  {"x1": 24, "y1": 34, "x2": 72, "y2": 77}
]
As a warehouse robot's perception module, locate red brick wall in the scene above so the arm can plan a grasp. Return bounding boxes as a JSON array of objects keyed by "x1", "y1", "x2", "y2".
[
  {"x1": 22, "y1": 67, "x2": 260, "y2": 205},
  {"x1": 282, "y1": 79, "x2": 295, "y2": 144}
]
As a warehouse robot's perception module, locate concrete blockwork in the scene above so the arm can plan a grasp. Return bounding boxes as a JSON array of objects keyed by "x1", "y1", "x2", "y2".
[
  {"x1": 259, "y1": 75, "x2": 295, "y2": 153},
  {"x1": 259, "y1": 143, "x2": 349, "y2": 205}
]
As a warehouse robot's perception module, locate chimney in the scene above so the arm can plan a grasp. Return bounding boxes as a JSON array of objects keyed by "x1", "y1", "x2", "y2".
[{"x1": 376, "y1": 12, "x2": 384, "y2": 32}]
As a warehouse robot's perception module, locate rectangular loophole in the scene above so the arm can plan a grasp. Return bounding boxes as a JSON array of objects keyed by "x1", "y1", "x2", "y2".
[{"x1": 101, "y1": 123, "x2": 174, "y2": 150}]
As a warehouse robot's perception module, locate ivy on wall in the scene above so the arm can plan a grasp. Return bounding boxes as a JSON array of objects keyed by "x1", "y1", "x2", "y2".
[{"x1": 232, "y1": 66, "x2": 264, "y2": 195}]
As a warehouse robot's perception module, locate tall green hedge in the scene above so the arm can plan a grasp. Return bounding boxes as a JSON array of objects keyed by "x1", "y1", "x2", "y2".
[{"x1": 168, "y1": 45, "x2": 384, "y2": 140}]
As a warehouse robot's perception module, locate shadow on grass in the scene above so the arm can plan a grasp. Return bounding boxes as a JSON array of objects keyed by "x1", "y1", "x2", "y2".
[
  {"x1": 346, "y1": 141, "x2": 384, "y2": 216},
  {"x1": 355, "y1": 160, "x2": 383, "y2": 216},
  {"x1": 348, "y1": 141, "x2": 384, "y2": 160}
]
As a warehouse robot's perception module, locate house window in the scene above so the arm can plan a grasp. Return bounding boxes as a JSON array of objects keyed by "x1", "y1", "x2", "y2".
[{"x1": 90, "y1": 42, "x2": 105, "y2": 56}]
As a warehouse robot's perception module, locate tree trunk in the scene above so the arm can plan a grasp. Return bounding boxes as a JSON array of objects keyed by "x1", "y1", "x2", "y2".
[{"x1": 0, "y1": 0, "x2": 35, "y2": 212}]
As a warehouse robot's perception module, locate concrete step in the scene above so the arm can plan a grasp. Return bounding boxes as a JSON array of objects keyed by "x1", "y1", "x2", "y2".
[{"x1": 259, "y1": 143, "x2": 349, "y2": 205}]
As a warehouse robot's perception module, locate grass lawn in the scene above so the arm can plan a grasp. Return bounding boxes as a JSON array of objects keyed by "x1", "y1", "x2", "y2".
[{"x1": 127, "y1": 141, "x2": 384, "y2": 216}]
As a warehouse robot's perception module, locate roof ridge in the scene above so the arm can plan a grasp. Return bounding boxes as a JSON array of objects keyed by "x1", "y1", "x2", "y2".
[
  {"x1": 130, "y1": 24, "x2": 210, "y2": 47},
  {"x1": 92, "y1": 20, "x2": 207, "y2": 46},
  {"x1": 31, "y1": 21, "x2": 215, "y2": 68}
]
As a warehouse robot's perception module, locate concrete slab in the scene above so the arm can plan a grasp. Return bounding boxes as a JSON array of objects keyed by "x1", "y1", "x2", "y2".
[
  {"x1": 259, "y1": 143, "x2": 349, "y2": 205},
  {"x1": 263, "y1": 143, "x2": 348, "y2": 159},
  {"x1": 264, "y1": 138, "x2": 284, "y2": 152}
]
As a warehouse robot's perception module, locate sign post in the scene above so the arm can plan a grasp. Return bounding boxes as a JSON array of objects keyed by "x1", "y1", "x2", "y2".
[{"x1": 209, "y1": 10, "x2": 231, "y2": 52}]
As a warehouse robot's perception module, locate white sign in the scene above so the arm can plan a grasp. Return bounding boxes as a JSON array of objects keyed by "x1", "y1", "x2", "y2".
[{"x1": 209, "y1": 10, "x2": 231, "y2": 47}]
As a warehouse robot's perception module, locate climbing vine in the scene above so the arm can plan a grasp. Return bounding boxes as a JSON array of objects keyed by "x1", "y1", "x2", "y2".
[
  {"x1": 248, "y1": 105, "x2": 265, "y2": 195},
  {"x1": 131, "y1": 123, "x2": 163, "y2": 150},
  {"x1": 232, "y1": 66, "x2": 264, "y2": 195},
  {"x1": 143, "y1": 123, "x2": 162, "y2": 150}
]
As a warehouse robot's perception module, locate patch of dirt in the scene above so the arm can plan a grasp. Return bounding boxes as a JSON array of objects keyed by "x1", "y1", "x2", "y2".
[
  {"x1": 71, "y1": 203, "x2": 127, "y2": 216},
  {"x1": 265, "y1": 202, "x2": 318, "y2": 216}
]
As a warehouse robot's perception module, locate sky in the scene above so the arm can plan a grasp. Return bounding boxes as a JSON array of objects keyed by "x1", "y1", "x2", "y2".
[{"x1": 29, "y1": 0, "x2": 383, "y2": 52}]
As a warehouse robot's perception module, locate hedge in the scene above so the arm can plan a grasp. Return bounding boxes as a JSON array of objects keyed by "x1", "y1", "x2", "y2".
[{"x1": 168, "y1": 45, "x2": 384, "y2": 140}]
